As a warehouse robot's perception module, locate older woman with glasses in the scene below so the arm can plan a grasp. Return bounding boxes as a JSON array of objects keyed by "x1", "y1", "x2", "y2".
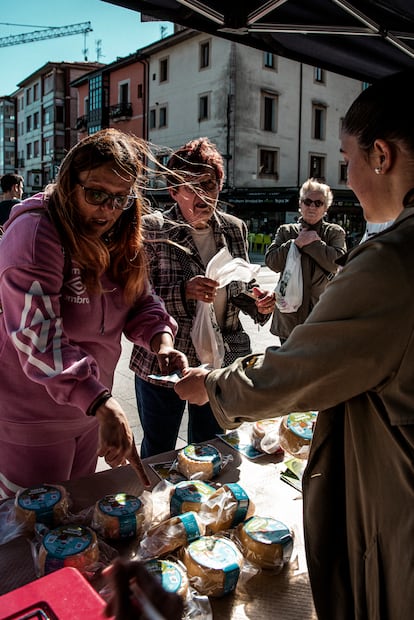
[
  {"x1": 265, "y1": 177, "x2": 347, "y2": 344},
  {"x1": 130, "y1": 136, "x2": 275, "y2": 457},
  {"x1": 0, "y1": 128, "x2": 187, "y2": 498}
]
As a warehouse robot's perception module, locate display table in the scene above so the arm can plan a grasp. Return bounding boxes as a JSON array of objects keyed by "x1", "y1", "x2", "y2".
[{"x1": 0, "y1": 438, "x2": 317, "y2": 619}]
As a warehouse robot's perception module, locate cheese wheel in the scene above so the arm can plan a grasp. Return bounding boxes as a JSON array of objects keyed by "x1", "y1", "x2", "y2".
[
  {"x1": 140, "y1": 511, "x2": 204, "y2": 558},
  {"x1": 144, "y1": 558, "x2": 189, "y2": 598},
  {"x1": 182, "y1": 535, "x2": 243, "y2": 597},
  {"x1": 278, "y1": 411, "x2": 317, "y2": 459},
  {"x1": 14, "y1": 484, "x2": 69, "y2": 531},
  {"x1": 236, "y1": 516, "x2": 293, "y2": 570},
  {"x1": 177, "y1": 443, "x2": 222, "y2": 481},
  {"x1": 170, "y1": 480, "x2": 215, "y2": 516},
  {"x1": 39, "y1": 525, "x2": 99, "y2": 576},
  {"x1": 201, "y1": 483, "x2": 255, "y2": 534},
  {"x1": 251, "y1": 418, "x2": 283, "y2": 454},
  {"x1": 92, "y1": 493, "x2": 145, "y2": 540}
]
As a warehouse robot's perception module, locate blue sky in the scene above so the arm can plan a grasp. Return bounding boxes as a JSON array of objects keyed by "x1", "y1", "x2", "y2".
[{"x1": 0, "y1": 0, "x2": 174, "y2": 95}]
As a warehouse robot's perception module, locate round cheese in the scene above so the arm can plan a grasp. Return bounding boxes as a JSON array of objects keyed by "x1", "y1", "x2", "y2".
[
  {"x1": 201, "y1": 483, "x2": 255, "y2": 534},
  {"x1": 92, "y1": 492, "x2": 145, "y2": 540},
  {"x1": 236, "y1": 516, "x2": 294, "y2": 570},
  {"x1": 170, "y1": 480, "x2": 215, "y2": 516},
  {"x1": 14, "y1": 484, "x2": 69, "y2": 531},
  {"x1": 278, "y1": 411, "x2": 317, "y2": 459},
  {"x1": 251, "y1": 418, "x2": 283, "y2": 454},
  {"x1": 140, "y1": 511, "x2": 204, "y2": 558},
  {"x1": 39, "y1": 524, "x2": 99, "y2": 576},
  {"x1": 177, "y1": 443, "x2": 222, "y2": 481},
  {"x1": 182, "y1": 535, "x2": 243, "y2": 597},
  {"x1": 144, "y1": 558, "x2": 189, "y2": 598}
]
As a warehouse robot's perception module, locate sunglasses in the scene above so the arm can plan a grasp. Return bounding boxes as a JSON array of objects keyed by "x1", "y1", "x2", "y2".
[
  {"x1": 78, "y1": 185, "x2": 137, "y2": 211},
  {"x1": 301, "y1": 198, "x2": 325, "y2": 208}
]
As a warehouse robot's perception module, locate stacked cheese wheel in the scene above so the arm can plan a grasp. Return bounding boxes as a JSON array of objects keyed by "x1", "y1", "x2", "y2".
[
  {"x1": 182, "y1": 535, "x2": 243, "y2": 597},
  {"x1": 177, "y1": 443, "x2": 223, "y2": 480},
  {"x1": 236, "y1": 516, "x2": 294, "y2": 570},
  {"x1": 278, "y1": 411, "x2": 318, "y2": 459},
  {"x1": 39, "y1": 524, "x2": 99, "y2": 576},
  {"x1": 170, "y1": 480, "x2": 215, "y2": 516},
  {"x1": 14, "y1": 484, "x2": 69, "y2": 531},
  {"x1": 92, "y1": 492, "x2": 146, "y2": 540}
]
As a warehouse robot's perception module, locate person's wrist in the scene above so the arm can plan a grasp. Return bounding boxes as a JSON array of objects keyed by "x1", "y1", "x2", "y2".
[{"x1": 87, "y1": 391, "x2": 112, "y2": 416}]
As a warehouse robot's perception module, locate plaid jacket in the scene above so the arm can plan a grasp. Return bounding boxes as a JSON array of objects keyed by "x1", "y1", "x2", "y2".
[{"x1": 130, "y1": 204, "x2": 255, "y2": 382}]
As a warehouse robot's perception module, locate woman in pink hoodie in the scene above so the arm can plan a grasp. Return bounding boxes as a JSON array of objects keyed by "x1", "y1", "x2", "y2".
[{"x1": 0, "y1": 129, "x2": 187, "y2": 498}]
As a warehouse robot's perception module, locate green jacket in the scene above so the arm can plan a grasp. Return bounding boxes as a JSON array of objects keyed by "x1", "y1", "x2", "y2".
[{"x1": 206, "y1": 200, "x2": 414, "y2": 619}]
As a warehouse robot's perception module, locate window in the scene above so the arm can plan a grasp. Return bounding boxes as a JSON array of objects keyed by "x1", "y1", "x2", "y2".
[
  {"x1": 119, "y1": 82, "x2": 129, "y2": 104},
  {"x1": 259, "y1": 149, "x2": 279, "y2": 178},
  {"x1": 33, "y1": 111, "x2": 40, "y2": 129},
  {"x1": 26, "y1": 142, "x2": 32, "y2": 160},
  {"x1": 314, "y1": 67, "x2": 325, "y2": 83},
  {"x1": 26, "y1": 115, "x2": 32, "y2": 132},
  {"x1": 312, "y1": 104, "x2": 326, "y2": 140},
  {"x1": 159, "y1": 58, "x2": 168, "y2": 83},
  {"x1": 200, "y1": 41, "x2": 210, "y2": 69},
  {"x1": 199, "y1": 94, "x2": 210, "y2": 121},
  {"x1": 89, "y1": 75, "x2": 103, "y2": 112},
  {"x1": 261, "y1": 91, "x2": 278, "y2": 132},
  {"x1": 33, "y1": 140, "x2": 40, "y2": 158},
  {"x1": 33, "y1": 83, "x2": 39, "y2": 101},
  {"x1": 55, "y1": 105, "x2": 64, "y2": 124},
  {"x1": 263, "y1": 52, "x2": 276, "y2": 69},
  {"x1": 159, "y1": 106, "x2": 167, "y2": 127},
  {"x1": 339, "y1": 162, "x2": 347, "y2": 183},
  {"x1": 137, "y1": 83, "x2": 143, "y2": 99},
  {"x1": 43, "y1": 106, "x2": 53, "y2": 126},
  {"x1": 26, "y1": 88, "x2": 32, "y2": 106},
  {"x1": 149, "y1": 108, "x2": 156, "y2": 129},
  {"x1": 43, "y1": 72, "x2": 54, "y2": 94},
  {"x1": 43, "y1": 137, "x2": 52, "y2": 156},
  {"x1": 309, "y1": 155, "x2": 325, "y2": 179}
]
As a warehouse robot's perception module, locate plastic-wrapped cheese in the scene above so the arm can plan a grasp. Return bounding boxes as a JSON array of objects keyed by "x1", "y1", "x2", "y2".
[
  {"x1": 201, "y1": 483, "x2": 255, "y2": 534},
  {"x1": 139, "y1": 511, "x2": 204, "y2": 558},
  {"x1": 182, "y1": 535, "x2": 243, "y2": 597},
  {"x1": 251, "y1": 418, "x2": 284, "y2": 455},
  {"x1": 170, "y1": 480, "x2": 215, "y2": 516},
  {"x1": 144, "y1": 558, "x2": 189, "y2": 598},
  {"x1": 177, "y1": 443, "x2": 222, "y2": 480},
  {"x1": 236, "y1": 516, "x2": 294, "y2": 571},
  {"x1": 14, "y1": 484, "x2": 69, "y2": 531},
  {"x1": 92, "y1": 492, "x2": 145, "y2": 540},
  {"x1": 278, "y1": 411, "x2": 317, "y2": 460},
  {"x1": 39, "y1": 525, "x2": 99, "y2": 576}
]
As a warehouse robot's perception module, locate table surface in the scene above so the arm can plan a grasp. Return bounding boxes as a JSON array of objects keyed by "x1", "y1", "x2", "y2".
[{"x1": 0, "y1": 437, "x2": 317, "y2": 619}]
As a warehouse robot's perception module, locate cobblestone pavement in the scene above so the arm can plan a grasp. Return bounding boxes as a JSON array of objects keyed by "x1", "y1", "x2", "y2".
[{"x1": 98, "y1": 259, "x2": 279, "y2": 469}]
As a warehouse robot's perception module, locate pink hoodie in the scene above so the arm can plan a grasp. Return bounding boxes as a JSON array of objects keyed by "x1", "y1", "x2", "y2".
[{"x1": 0, "y1": 194, "x2": 177, "y2": 446}]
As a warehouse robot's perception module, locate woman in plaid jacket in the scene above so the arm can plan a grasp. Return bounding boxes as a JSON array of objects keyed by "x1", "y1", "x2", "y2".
[{"x1": 130, "y1": 137, "x2": 275, "y2": 457}]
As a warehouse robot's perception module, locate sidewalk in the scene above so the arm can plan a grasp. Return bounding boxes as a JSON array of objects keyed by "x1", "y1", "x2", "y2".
[{"x1": 101, "y1": 263, "x2": 278, "y2": 468}]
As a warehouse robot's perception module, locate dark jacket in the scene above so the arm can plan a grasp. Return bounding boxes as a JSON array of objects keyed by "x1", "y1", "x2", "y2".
[
  {"x1": 206, "y1": 200, "x2": 414, "y2": 619},
  {"x1": 265, "y1": 217, "x2": 346, "y2": 339}
]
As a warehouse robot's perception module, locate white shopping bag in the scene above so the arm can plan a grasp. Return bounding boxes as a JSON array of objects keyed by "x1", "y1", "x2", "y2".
[{"x1": 275, "y1": 243, "x2": 303, "y2": 313}]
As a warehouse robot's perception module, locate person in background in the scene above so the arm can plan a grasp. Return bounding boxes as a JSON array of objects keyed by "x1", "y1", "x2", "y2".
[
  {"x1": 0, "y1": 173, "x2": 24, "y2": 226},
  {"x1": 0, "y1": 129, "x2": 187, "y2": 499},
  {"x1": 130, "y1": 137, "x2": 275, "y2": 457},
  {"x1": 175, "y1": 70, "x2": 414, "y2": 619},
  {"x1": 265, "y1": 178, "x2": 347, "y2": 343}
]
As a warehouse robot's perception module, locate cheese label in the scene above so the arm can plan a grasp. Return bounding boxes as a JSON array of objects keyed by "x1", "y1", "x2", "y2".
[
  {"x1": 225, "y1": 483, "x2": 249, "y2": 526},
  {"x1": 42, "y1": 525, "x2": 94, "y2": 574},
  {"x1": 17, "y1": 485, "x2": 62, "y2": 527},
  {"x1": 286, "y1": 411, "x2": 317, "y2": 441},
  {"x1": 145, "y1": 559, "x2": 185, "y2": 594},
  {"x1": 170, "y1": 480, "x2": 214, "y2": 515},
  {"x1": 179, "y1": 511, "x2": 201, "y2": 542},
  {"x1": 97, "y1": 493, "x2": 142, "y2": 538},
  {"x1": 188, "y1": 536, "x2": 241, "y2": 593},
  {"x1": 183, "y1": 444, "x2": 222, "y2": 475}
]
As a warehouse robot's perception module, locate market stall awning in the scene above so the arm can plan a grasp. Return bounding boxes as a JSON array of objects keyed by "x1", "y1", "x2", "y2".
[{"x1": 102, "y1": 0, "x2": 414, "y2": 81}]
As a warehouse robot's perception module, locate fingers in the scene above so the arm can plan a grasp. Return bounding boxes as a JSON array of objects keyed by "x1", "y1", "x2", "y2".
[{"x1": 128, "y1": 439, "x2": 151, "y2": 488}]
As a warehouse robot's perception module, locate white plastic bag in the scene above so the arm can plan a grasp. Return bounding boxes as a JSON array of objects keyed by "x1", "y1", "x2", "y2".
[
  {"x1": 191, "y1": 248, "x2": 260, "y2": 368},
  {"x1": 275, "y1": 242, "x2": 303, "y2": 313}
]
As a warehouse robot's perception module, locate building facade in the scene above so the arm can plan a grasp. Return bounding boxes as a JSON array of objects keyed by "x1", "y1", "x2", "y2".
[{"x1": 0, "y1": 97, "x2": 17, "y2": 176}]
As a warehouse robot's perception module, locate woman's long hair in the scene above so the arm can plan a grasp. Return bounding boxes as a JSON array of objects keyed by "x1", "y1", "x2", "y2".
[{"x1": 46, "y1": 129, "x2": 149, "y2": 304}]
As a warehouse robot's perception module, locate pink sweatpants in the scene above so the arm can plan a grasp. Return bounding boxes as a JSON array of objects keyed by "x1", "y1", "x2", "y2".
[{"x1": 0, "y1": 424, "x2": 99, "y2": 499}]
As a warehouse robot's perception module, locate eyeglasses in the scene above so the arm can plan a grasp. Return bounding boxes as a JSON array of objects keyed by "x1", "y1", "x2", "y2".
[
  {"x1": 78, "y1": 185, "x2": 137, "y2": 211},
  {"x1": 301, "y1": 198, "x2": 325, "y2": 208}
]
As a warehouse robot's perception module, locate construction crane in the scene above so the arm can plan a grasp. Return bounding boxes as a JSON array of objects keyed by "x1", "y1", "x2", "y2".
[{"x1": 0, "y1": 22, "x2": 92, "y2": 48}]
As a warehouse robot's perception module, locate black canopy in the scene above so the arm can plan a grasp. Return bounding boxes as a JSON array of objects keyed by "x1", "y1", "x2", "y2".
[{"x1": 103, "y1": 0, "x2": 414, "y2": 81}]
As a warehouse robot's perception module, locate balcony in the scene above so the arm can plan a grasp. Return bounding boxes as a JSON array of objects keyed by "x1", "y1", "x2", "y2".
[{"x1": 109, "y1": 102, "x2": 133, "y2": 121}]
